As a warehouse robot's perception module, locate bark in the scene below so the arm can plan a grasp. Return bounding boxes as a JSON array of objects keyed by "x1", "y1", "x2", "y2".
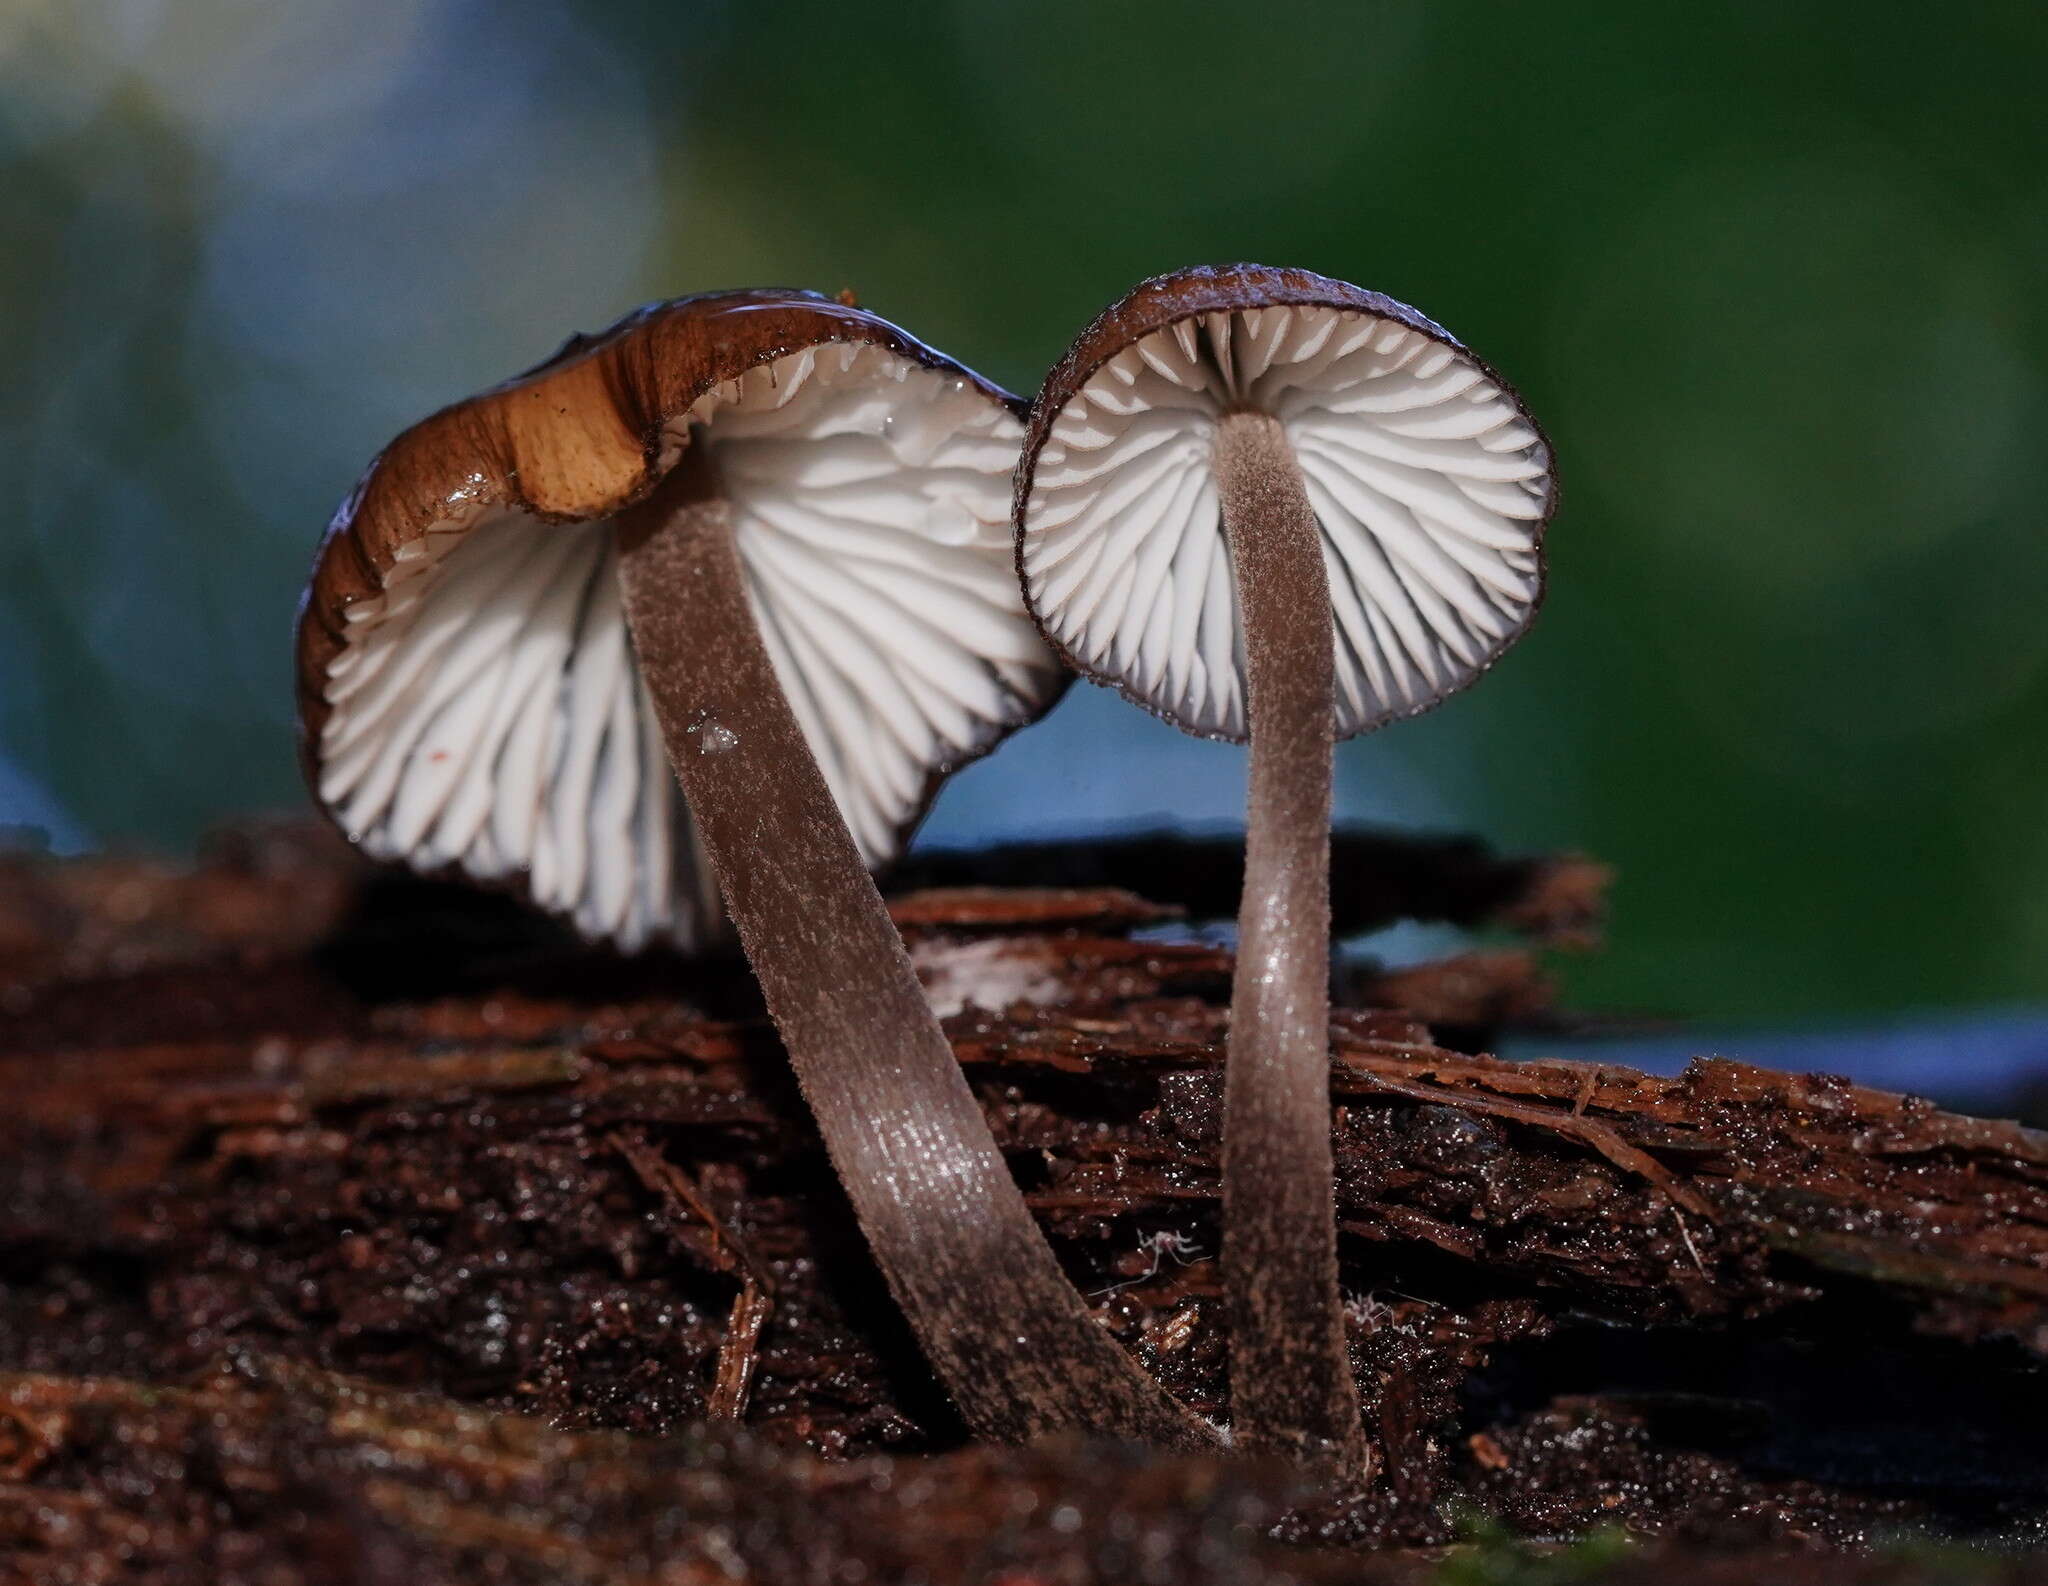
[{"x1": 8, "y1": 831, "x2": 2048, "y2": 1574}]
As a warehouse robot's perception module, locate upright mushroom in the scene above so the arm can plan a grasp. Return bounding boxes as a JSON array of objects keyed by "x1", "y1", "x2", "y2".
[
  {"x1": 297, "y1": 290, "x2": 1212, "y2": 1449},
  {"x1": 1015, "y1": 265, "x2": 1556, "y2": 1470}
]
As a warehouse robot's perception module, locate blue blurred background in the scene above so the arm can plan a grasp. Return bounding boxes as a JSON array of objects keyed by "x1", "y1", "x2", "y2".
[{"x1": 5, "y1": 1, "x2": 2047, "y2": 1033}]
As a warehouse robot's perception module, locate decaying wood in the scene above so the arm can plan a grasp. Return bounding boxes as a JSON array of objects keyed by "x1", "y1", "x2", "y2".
[
  {"x1": 7, "y1": 824, "x2": 2048, "y2": 1578},
  {"x1": 892, "y1": 829, "x2": 1611, "y2": 947},
  {"x1": 0, "y1": 1357, "x2": 1313, "y2": 1586},
  {"x1": 5, "y1": 1360, "x2": 2038, "y2": 1585}
]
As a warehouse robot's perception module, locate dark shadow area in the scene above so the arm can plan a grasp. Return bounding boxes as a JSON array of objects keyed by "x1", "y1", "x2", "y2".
[{"x1": 1467, "y1": 1300, "x2": 2048, "y2": 1525}]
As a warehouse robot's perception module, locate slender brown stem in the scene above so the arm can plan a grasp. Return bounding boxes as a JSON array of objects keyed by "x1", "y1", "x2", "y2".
[
  {"x1": 1213, "y1": 409, "x2": 1370, "y2": 1477},
  {"x1": 615, "y1": 445, "x2": 1213, "y2": 1450}
]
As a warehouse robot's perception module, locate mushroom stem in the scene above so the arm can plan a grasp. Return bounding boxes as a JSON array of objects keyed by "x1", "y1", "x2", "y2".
[
  {"x1": 1212, "y1": 409, "x2": 1370, "y2": 1476},
  {"x1": 614, "y1": 443, "x2": 1213, "y2": 1451}
]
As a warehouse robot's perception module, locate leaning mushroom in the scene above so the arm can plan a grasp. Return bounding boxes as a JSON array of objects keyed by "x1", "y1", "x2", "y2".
[
  {"x1": 1015, "y1": 264, "x2": 1556, "y2": 1468},
  {"x1": 297, "y1": 289, "x2": 1211, "y2": 1449}
]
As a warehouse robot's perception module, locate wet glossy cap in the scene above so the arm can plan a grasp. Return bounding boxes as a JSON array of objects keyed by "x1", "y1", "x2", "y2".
[
  {"x1": 298, "y1": 290, "x2": 1062, "y2": 949},
  {"x1": 1015, "y1": 264, "x2": 1557, "y2": 743}
]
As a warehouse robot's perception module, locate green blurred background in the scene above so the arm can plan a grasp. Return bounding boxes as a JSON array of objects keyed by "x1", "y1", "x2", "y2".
[{"x1": 4, "y1": 1, "x2": 2046, "y2": 1024}]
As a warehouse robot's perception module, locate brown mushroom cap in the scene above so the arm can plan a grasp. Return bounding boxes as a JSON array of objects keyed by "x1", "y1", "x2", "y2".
[
  {"x1": 1015, "y1": 264, "x2": 1557, "y2": 744},
  {"x1": 297, "y1": 290, "x2": 1063, "y2": 949}
]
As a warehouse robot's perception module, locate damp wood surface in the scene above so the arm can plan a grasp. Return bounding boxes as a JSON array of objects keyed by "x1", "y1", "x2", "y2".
[{"x1": 4, "y1": 823, "x2": 2048, "y2": 1582}]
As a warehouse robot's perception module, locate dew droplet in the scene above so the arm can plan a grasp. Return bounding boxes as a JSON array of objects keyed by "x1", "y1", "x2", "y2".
[{"x1": 690, "y1": 721, "x2": 739, "y2": 756}]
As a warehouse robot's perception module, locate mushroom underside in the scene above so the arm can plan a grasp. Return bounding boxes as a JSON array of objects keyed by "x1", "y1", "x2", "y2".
[
  {"x1": 1020, "y1": 303, "x2": 1550, "y2": 740},
  {"x1": 317, "y1": 343, "x2": 1059, "y2": 948}
]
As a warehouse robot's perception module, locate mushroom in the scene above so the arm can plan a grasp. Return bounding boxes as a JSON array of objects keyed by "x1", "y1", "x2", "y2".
[
  {"x1": 1015, "y1": 265, "x2": 1556, "y2": 1469},
  {"x1": 296, "y1": 289, "x2": 1212, "y2": 1449}
]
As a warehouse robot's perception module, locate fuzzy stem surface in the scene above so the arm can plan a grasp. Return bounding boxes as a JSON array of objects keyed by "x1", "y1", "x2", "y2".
[
  {"x1": 616, "y1": 444, "x2": 1213, "y2": 1450},
  {"x1": 1213, "y1": 407, "x2": 1370, "y2": 1478}
]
